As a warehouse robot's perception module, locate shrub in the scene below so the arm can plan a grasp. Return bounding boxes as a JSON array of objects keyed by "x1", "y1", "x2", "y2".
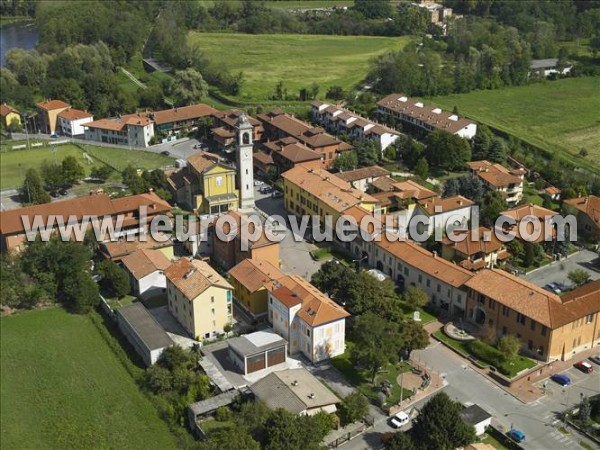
[{"x1": 215, "y1": 406, "x2": 232, "y2": 422}]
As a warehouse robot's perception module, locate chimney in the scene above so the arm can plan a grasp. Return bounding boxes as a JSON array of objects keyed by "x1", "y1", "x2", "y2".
[
  {"x1": 432, "y1": 251, "x2": 437, "y2": 258},
  {"x1": 458, "y1": 199, "x2": 463, "y2": 206},
  {"x1": 308, "y1": 393, "x2": 315, "y2": 399},
  {"x1": 292, "y1": 380, "x2": 298, "y2": 386}
]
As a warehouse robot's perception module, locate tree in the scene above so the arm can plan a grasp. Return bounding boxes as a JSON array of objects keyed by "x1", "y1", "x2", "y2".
[
  {"x1": 480, "y1": 191, "x2": 505, "y2": 227},
  {"x1": 97, "y1": 259, "x2": 130, "y2": 298},
  {"x1": 170, "y1": 68, "x2": 208, "y2": 105},
  {"x1": 471, "y1": 124, "x2": 492, "y2": 160},
  {"x1": 399, "y1": 320, "x2": 429, "y2": 360},
  {"x1": 338, "y1": 392, "x2": 369, "y2": 425},
  {"x1": 20, "y1": 168, "x2": 51, "y2": 205},
  {"x1": 311, "y1": 261, "x2": 358, "y2": 301},
  {"x1": 443, "y1": 178, "x2": 460, "y2": 198},
  {"x1": 354, "y1": 0, "x2": 392, "y2": 19},
  {"x1": 414, "y1": 157, "x2": 429, "y2": 180},
  {"x1": 411, "y1": 392, "x2": 476, "y2": 450},
  {"x1": 568, "y1": 269, "x2": 590, "y2": 287},
  {"x1": 425, "y1": 130, "x2": 471, "y2": 171},
  {"x1": 385, "y1": 430, "x2": 417, "y2": 450},
  {"x1": 41, "y1": 160, "x2": 65, "y2": 192},
  {"x1": 61, "y1": 156, "x2": 85, "y2": 184},
  {"x1": 404, "y1": 286, "x2": 428, "y2": 311},
  {"x1": 334, "y1": 151, "x2": 358, "y2": 172},
  {"x1": 579, "y1": 396, "x2": 591, "y2": 423},
  {"x1": 487, "y1": 139, "x2": 506, "y2": 163},
  {"x1": 353, "y1": 312, "x2": 401, "y2": 384},
  {"x1": 63, "y1": 268, "x2": 99, "y2": 314},
  {"x1": 90, "y1": 165, "x2": 113, "y2": 181},
  {"x1": 348, "y1": 272, "x2": 403, "y2": 321},
  {"x1": 198, "y1": 429, "x2": 260, "y2": 450},
  {"x1": 262, "y1": 409, "x2": 315, "y2": 450},
  {"x1": 122, "y1": 165, "x2": 147, "y2": 194},
  {"x1": 497, "y1": 334, "x2": 521, "y2": 361},
  {"x1": 326, "y1": 85, "x2": 345, "y2": 100},
  {"x1": 354, "y1": 139, "x2": 381, "y2": 167}
]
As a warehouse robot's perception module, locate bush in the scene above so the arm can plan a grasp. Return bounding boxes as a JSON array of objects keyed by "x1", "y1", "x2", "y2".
[{"x1": 215, "y1": 406, "x2": 232, "y2": 422}]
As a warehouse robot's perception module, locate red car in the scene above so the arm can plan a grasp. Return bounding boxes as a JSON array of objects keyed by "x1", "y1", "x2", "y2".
[{"x1": 574, "y1": 361, "x2": 594, "y2": 373}]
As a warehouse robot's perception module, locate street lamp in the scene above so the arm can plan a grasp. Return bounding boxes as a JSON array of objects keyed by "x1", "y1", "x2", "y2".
[{"x1": 352, "y1": 254, "x2": 368, "y2": 273}]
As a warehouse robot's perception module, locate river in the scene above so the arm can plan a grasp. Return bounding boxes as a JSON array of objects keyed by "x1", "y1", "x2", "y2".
[{"x1": 0, "y1": 21, "x2": 39, "y2": 66}]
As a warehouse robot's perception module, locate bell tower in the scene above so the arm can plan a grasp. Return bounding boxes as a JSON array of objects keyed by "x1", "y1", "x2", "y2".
[{"x1": 236, "y1": 114, "x2": 255, "y2": 209}]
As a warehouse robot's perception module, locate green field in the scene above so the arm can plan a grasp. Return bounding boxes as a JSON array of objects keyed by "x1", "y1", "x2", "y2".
[
  {"x1": 0, "y1": 308, "x2": 178, "y2": 449},
  {"x1": 189, "y1": 32, "x2": 410, "y2": 100},
  {"x1": 432, "y1": 77, "x2": 600, "y2": 173},
  {"x1": 0, "y1": 143, "x2": 174, "y2": 189}
]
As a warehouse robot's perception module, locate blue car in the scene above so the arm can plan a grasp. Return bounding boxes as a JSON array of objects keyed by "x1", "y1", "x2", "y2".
[
  {"x1": 507, "y1": 429, "x2": 525, "y2": 443},
  {"x1": 551, "y1": 373, "x2": 572, "y2": 386}
]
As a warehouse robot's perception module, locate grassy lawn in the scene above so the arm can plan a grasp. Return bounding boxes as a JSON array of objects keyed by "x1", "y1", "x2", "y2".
[
  {"x1": 432, "y1": 77, "x2": 600, "y2": 174},
  {"x1": 0, "y1": 308, "x2": 177, "y2": 449},
  {"x1": 433, "y1": 330, "x2": 536, "y2": 378},
  {"x1": 106, "y1": 294, "x2": 137, "y2": 310},
  {"x1": 480, "y1": 433, "x2": 510, "y2": 450},
  {"x1": 200, "y1": 418, "x2": 235, "y2": 435},
  {"x1": 81, "y1": 144, "x2": 175, "y2": 172},
  {"x1": 310, "y1": 247, "x2": 334, "y2": 261},
  {"x1": 331, "y1": 342, "x2": 413, "y2": 407},
  {"x1": 189, "y1": 32, "x2": 410, "y2": 101}
]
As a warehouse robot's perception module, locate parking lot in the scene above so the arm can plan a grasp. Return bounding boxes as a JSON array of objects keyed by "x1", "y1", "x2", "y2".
[{"x1": 523, "y1": 249, "x2": 600, "y2": 290}]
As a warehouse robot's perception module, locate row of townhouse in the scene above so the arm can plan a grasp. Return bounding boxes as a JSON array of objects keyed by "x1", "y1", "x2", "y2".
[
  {"x1": 310, "y1": 101, "x2": 400, "y2": 152},
  {"x1": 377, "y1": 94, "x2": 477, "y2": 140}
]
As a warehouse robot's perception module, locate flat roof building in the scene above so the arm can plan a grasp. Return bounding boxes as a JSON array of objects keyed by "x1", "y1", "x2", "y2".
[{"x1": 228, "y1": 331, "x2": 287, "y2": 375}]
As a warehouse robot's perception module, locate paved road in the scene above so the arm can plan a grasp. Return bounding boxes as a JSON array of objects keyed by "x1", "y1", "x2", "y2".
[
  {"x1": 524, "y1": 250, "x2": 600, "y2": 289},
  {"x1": 412, "y1": 342, "x2": 600, "y2": 450}
]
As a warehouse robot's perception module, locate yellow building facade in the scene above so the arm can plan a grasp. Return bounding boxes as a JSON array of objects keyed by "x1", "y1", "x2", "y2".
[{"x1": 0, "y1": 104, "x2": 21, "y2": 129}]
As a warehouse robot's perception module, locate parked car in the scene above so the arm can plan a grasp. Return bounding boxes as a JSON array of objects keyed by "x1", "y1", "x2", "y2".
[
  {"x1": 507, "y1": 429, "x2": 526, "y2": 443},
  {"x1": 271, "y1": 190, "x2": 283, "y2": 198},
  {"x1": 259, "y1": 186, "x2": 273, "y2": 194},
  {"x1": 550, "y1": 373, "x2": 572, "y2": 386},
  {"x1": 389, "y1": 411, "x2": 410, "y2": 429},
  {"x1": 574, "y1": 361, "x2": 594, "y2": 373},
  {"x1": 59, "y1": 188, "x2": 68, "y2": 196},
  {"x1": 254, "y1": 180, "x2": 265, "y2": 186},
  {"x1": 50, "y1": 133, "x2": 59, "y2": 138},
  {"x1": 161, "y1": 150, "x2": 170, "y2": 156},
  {"x1": 543, "y1": 283, "x2": 561, "y2": 294},
  {"x1": 589, "y1": 355, "x2": 600, "y2": 365}
]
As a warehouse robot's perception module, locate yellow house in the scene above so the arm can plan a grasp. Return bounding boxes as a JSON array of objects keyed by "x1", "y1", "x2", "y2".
[
  {"x1": 0, "y1": 104, "x2": 21, "y2": 129},
  {"x1": 36, "y1": 99, "x2": 70, "y2": 134},
  {"x1": 165, "y1": 258, "x2": 233, "y2": 340},
  {"x1": 186, "y1": 152, "x2": 239, "y2": 214},
  {"x1": 281, "y1": 165, "x2": 379, "y2": 226},
  {"x1": 228, "y1": 258, "x2": 285, "y2": 320}
]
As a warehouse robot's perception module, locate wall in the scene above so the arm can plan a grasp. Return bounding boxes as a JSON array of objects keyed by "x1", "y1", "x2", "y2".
[
  {"x1": 311, "y1": 319, "x2": 346, "y2": 363},
  {"x1": 190, "y1": 285, "x2": 232, "y2": 340},
  {"x1": 137, "y1": 270, "x2": 167, "y2": 298}
]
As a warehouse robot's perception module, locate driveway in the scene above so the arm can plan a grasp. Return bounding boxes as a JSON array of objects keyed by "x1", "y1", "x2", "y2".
[
  {"x1": 148, "y1": 306, "x2": 197, "y2": 349},
  {"x1": 523, "y1": 249, "x2": 600, "y2": 290}
]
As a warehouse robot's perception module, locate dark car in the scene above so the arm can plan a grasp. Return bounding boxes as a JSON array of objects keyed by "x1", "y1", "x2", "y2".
[
  {"x1": 550, "y1": 373, "x2": 572, "y2": 386},
  {"x1": 59, "y1": 189, "x2": 68, "y2": 196},
  {"x1": 589, "y1": 355, "x2": 600, "y2": 365},
  {"x1": 161, "y1": 150, "x2": 170, "y2": 156},
  {"x1": 574, "y1": 361, "x2": 594, "y2": 373},
  {"x1": 507, "y1": 429, "x2": 525, "y2": 443}
]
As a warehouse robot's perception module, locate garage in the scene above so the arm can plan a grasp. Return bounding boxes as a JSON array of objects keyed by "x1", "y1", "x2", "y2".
[{"x1": 228, "y1": 330, "x2": 288, "y2": 375}]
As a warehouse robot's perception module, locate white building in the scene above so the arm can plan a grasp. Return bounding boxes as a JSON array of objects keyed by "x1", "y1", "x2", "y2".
[
  {"x1": 459, "y1": 404, "x2": 492, "y2": 436},
  {"x1": 236, "y1": 114, "x2": 255, "y2": 209},
  {"x1": 57, "y1": 108, "x2": 93, "y2": 137},
  {"x1": 377, "y1": 94, "x2": 477, "y2": 140},
  {"x1": 120, "y1": 248, "x2": 171, "y2": 298},
  {"x1": 268, "y1": 274, "x2": 349, "y2": 364},
  {"x1": 311, "y1": 101, "x2": 400, "y2": 152},
  {"x1": 412, "y1": 195, "x2": 474, "y2": 237},
  {"x1": 467, "y1": 160, "x2": 525, "y2": 206},
  {"x1": 530, "y1": 59, "x2": 573, "y2": 77},
  {"x1": 84, "y1": 113, "x2": 155, "y2": 147}
]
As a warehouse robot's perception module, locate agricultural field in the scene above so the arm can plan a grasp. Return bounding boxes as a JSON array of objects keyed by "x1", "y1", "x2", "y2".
[
  {"x1": 188, "y1": 32, "x2": 410, "y2": 101},
  {"x1": 0, "y1": 143, "x2": 174, "y2": 189},
  {"x1": 432, "y1": 76, "x2": 600, "y2": 173},
  {"x1": 0, "y1": 308, "x2": 178, "y2": 449}
]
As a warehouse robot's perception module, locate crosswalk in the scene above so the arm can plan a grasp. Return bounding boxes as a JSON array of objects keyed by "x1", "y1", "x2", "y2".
[{"x1": 540, "y1": 412, "x2": 579, "y2": 449}]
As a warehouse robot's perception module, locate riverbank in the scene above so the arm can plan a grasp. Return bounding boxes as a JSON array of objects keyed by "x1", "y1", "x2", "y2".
[{"x1": 0, "y1": 16, "x2": 32, "y2": 27}]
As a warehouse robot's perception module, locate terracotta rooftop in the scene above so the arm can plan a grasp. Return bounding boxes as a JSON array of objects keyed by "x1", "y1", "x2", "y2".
[
  {"x1": 441, "y1": 227, "x2": 504, "y2": 257},
  {"x1": 392, "y1": 179, "x2": 438, "y2": 200},
  {"x1": 274, "y1": 143, "x2": 321, "y2": 163},
  {"x1": 228, "y1": 258, "x2": 284, "y2": 293},
  {"x1": 253, "y1": 151, "x2": 274, "y2": 166},
  {"x1": 564, "y1": 195, "x2": 600, "y2": 228},
  {"x1": 377, "y1": 94, "x2": 475, "y2": 135},
  {"x1": 111, "y1": 192, "x2": 171, "y2": 215},
  {"x1": 57, "y1": 108, "x2": 93, "y2": 121},
  {"x1": 337, "y1": 166, "x2": 391, "y2": 182},
  {"x1": 100, "y1": 235, "x2": 172, "y2": 260},
  {"x1": 165, "y1": 258, "x2": 232, "y2": 301},
  {"x1": 467, "y1": 160, "x2": 523, "y2": 187},
  {"x1": 85, "y1": 113, "x2": 152, "y2": 131},
  {"x1": 0, "y1": 103, "x2": 18, "y2": 117},
  {"x1": 121, "y1": 248, "x2": 171, "y2": 280},
  {"x1": 187, "y1": 151, "x2": 228, "y2": 174},
  {"x1": 282, "y1": 166, "x2": 378, "y2": 213},
  {"x1": 270, "y1": 275, "x2": 350, "y2": 326},
  {"x1": 152, "y1": 104, "x2": 217, "y2": 125},
  {"x1": 36, "y1": 99, "x2": 70, "y2": 111},
  {"x1": 544, "y1": 186, "x2": 561, "y2": 195},
  {"x1": 417, "y1": 195, "x2": 473, "y2": 215},
  {"x1": 216, "y1": 210, "x2": 275, "y2": 249}
]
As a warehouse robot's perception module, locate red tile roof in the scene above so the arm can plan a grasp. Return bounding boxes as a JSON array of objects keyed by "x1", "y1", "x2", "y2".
[
  {"x1": 121, "y1": 248, "x2": 171, "y2": 280},
  {"x1": 0, "y1": 103, "x2": 18, "y2": 117},
  {"x1": 152, "y1": 104, "x2": 217, "y2": 125},
  {"x1": 564, "y1": 195, "x2": 600, "y2": 229},
  {"x1": 36, "y1": 99, "x2": 70, "y2": 111},
  {"x1": 228, "y1": 258, "x2": 284, "y2": 293},
  {"x1": 417, "y1": 195, "x2": 473, "y2": 215},
  {"x1": 165, "y1": 258, "x2": 232, "y2": 300},
  {"x1": 57, "y1": 108, "x2": 93, "y2": 121}
]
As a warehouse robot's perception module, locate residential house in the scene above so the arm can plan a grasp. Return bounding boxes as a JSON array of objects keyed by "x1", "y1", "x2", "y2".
[
  {"x1": 211, "y1": 210, "x2": 280, "y2": 270},
  {"x1": 311, "y1": 101, "x2": 399, "y2": 152},
  {"x1": 412, "y1": 1, "x2": 453, "y2": 24},
  {"x1": 84, "y1": 113, "x2": 155, "y2": 147},
  {"x1": 164, "y1": 258, "x2": 233, "y2": 340},
  {"x1": 337, "y1": 165, "x2": 391, "y2": 192},
  {"x1": 249, "y1": 368, "x2": 340, "y2": 415},
  {"x1": 281, "y1": 165, "x2": 380, "y2": 227},
  {"x1": 413, "y1": 195, "x2": 474, "y2": 237},
  {"x1": 498, "y1": 203, "x2": 559, "y2": 244},
  {"x1": 263, "y1": 137, "x2": 322, "y2": 174},
  {"x1": 257, "y1": 110, "x2": 352, "y2": 169},
  {"x1": 459, "y1": 404, "x2": 492, "y2": 437},
  {"x1": 544, "y1": 186, "x2": 561, "y2": 201},
  {"x1": 563, "y1": 195, "x2": 600, "y2": 240},
  {"x1": 269, "y1": 274, "x2": 350, "y2": 363},
  {"x1": 121, "y1": 248, "x2": 172, "y2": 298},
  {"x1": 57, "y1": 107, "x2": 93, "y2": 137},
  {"x1": 0, "y1": 103, "x2": 21, "y2": 129},
  {"x1": 377, "y1": 94, "x2": 477, "y2": 139},
  {"x1": 166, "y1": 152, "x2": 238, "y2": 213},
  {"x1": 211, "y1": 110, "x2": 263, "y2": 149},
  {"x1": 253, "y1": 151, "x2": 275, "y2": 176},
  {"x1": 228, "y1": 330, "x2": 287, "y2": 375},
  {"x1": 468, "y1": 160, "x2": 525, "y2": 205},
  {"x1": 100, "y1": 234, "x2": 174, "y2": 262},
  {"x1": 228, "y1": 258, "x2": 285, "y2": 321},
  {"x1": 36, "y1": 99, "x2": 71, "y2": 134},
  {"x1": 441, "y1": 227, "x2": 510, "y2": 271},
  {"x1": 116, "y1": 302, "x2": 173, "y2": 366},
  {"x1": 150, "y1": 104, "x2": 217, "y2": 136},
  {"x1": 465, "y1": 270, "x2": 600, "y2": 362},
  {"x1": 530, "y1": 59, "x2": 572, "y2": 77}
]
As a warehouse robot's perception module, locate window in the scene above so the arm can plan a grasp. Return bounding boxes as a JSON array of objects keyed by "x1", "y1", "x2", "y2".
[
  {"x1": 211, "y1": 296, "x2": 214, "y2": 303},
  {"x1": 404, "y1": 267, "x2": 409, "y2": 276},
  {"x1": 436, "y1": 284, "x2": 441, "y2": 293},
  {"x1": 528, "y1": 340, "x2": 533, "y2": 350},
  {"x1": 541, "y1": 325, "x2": 547, "y2": 336},
  {"x1": 215, "y1": 176, "x2": 223, "y2": 186},
  {"x1": 211, "y1": 308, "x2": 215, "y2": 315},
  {"x1": 502, "y1": 306, "x2": 509, "y2": 317},
  {"x1": 516, "y1": 313, "x2": 525, "y2": 325},
  {"x1": 418, "y1": 274, "x2": 422, "y2": 283},
  {"x1": 306, "y1": 328, "x2": 311, "y2": 337},
  {"x1": 530, "y1": 320, "x2": 536, "y2": 332},
  {"x1": 585, "y1": 313, "x2": 594, "y2": 324},
  {"x1": 502, "y1": 326, "x2": 507, "y2": 335},
  {"x1": 426, "y1": 279, "x2": 430, "y2": 287}
]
